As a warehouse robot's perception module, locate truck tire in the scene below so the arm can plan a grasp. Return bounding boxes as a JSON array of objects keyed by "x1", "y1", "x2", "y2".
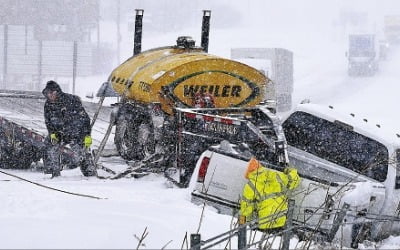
[{"x1": 115, "y1": 111, "x2": 155, "y2": 161}]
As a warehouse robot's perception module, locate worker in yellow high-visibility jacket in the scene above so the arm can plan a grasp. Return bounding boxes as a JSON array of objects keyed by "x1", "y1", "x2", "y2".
[{"x1": 239, "y1": 157, "x2": 300, "y2": 231}]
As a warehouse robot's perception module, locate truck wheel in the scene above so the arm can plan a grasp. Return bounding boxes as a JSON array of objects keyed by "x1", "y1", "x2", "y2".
[
  {"x1": 137, "y1": 122, "x2": 155, "y2": 159},
  {"x1": 115, "y1": 113, "x2": 155, "y2": 160},
  {"x1": 115, "y1": 116, "x2": 137, "y2": 160}
]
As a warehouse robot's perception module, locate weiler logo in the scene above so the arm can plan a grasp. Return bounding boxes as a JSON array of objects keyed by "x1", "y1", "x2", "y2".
[
  {"x1": 166, "y1": 70, "x2": 260, "y2": 107},
  {"x1": 183, "y1": 85, "x2": 242, "y2": 97}
]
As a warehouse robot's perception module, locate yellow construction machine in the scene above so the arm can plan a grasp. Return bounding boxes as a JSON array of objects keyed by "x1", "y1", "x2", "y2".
[{"x1": 105, "y1": 10, "x2": 271, "y2": 163}]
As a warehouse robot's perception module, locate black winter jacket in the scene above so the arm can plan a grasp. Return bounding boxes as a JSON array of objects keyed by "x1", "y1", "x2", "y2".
[{"x1": 44, "y1": 92, "x2": 91, "y2": 144}]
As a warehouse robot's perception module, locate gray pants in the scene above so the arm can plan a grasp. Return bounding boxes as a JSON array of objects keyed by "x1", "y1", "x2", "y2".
[{"x1": 43, "y1": 141, "x2": 96, "y2": 177}]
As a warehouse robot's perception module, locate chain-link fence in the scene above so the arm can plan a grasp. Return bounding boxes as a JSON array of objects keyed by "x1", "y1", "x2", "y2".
[
  {"x1": 0, "y1": 24, "x2": 103, "y2": 93},
  {"x1": 188, "y1": 199, "x2": 400, "y2": 250}
]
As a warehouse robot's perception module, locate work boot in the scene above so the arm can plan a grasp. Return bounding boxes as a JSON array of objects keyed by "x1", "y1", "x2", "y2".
[
  {"x1": 43, "y1": 142, "x2": 62, "y2": 176},
  {"x1": 80, "y1": 161, "x2": 97, "y2": 177},
  {"x1": 51, "y1": 170, "x2": 61, "y2": 178}
]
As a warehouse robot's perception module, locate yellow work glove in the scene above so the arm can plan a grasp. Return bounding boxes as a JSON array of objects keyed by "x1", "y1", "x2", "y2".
[
  {"x1": 284, "y1": 165, "x2": 296, "y2": 174},
  {"x1": 84, "y1": 135, "x2": 92, "y2": 148},
  {"x1": 50, "y1": 133, "x2": 58, "y2": 144}
]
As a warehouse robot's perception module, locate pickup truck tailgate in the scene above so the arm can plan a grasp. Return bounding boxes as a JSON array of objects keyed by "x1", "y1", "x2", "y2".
[{"x1": 190, "y1": 149, "x2": 248, "y2": 212}]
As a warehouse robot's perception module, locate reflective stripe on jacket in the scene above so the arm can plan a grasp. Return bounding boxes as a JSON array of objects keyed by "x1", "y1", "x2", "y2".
[{"x1": 239, "y1": 166, "x2": 300, "y2": 229}]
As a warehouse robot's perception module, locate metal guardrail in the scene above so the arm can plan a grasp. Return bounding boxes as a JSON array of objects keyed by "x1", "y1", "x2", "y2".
[
  {"x1": 189, "y1": 202, "x2": 355, "y2": 250},
  {"x1": 0, "y1": 89, "x2": 45, "y2": 99}
]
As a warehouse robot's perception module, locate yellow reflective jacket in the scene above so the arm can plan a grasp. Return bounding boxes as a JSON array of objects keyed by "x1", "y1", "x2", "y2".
[{"x1": 239, "y1": 165, "x2": 300, "y2": 229}]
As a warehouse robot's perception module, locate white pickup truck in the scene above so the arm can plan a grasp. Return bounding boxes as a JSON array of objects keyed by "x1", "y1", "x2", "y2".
[{"x1": 190, "y1": 103, "x2": 400, "y2": 247}]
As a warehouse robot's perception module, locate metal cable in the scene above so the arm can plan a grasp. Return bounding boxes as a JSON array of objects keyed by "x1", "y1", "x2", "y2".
[{"x1": 0, "y1": 169, "x2": 106, "y2": 200}]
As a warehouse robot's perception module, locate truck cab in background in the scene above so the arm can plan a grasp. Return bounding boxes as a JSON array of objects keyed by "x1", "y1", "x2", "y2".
[
  {"x1": 190, "y1": 102, "x2": 400, "y2": 248},
  {"x1": 346, "y1": 34, "x2": 379, "y2": 77},
  {"x1": 384, "y1": 15, "x2": 400, "y2": 46}
]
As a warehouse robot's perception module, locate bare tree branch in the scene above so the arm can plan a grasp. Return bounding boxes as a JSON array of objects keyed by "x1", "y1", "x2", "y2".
[{"x1": 134, "y1": 227, "x2": 148, "y2": 250}]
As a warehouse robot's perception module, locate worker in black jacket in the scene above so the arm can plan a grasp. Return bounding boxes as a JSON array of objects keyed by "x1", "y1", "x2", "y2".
[{"x1": 42, "y1": 80, "x2": 96, "y2": 177}]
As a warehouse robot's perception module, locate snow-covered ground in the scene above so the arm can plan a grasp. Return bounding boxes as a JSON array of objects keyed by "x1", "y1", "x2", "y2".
[
  {"x1": 1, "y1": 167, "x2": 232, "y2": 249},
  {"x1": 1, "y1": 0, "x2": 400, "y2": 249}
]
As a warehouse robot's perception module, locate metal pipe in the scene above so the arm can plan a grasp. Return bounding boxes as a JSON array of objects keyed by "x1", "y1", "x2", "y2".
[
  {"x1": 201, "y1": 10, "x2": 211, "y2": 53},
  {"x1": 238, "y1": 224, "x2": 247, "y2": 250},
  {"x1": 134, "y1": 9, "x2": 144, "y2": 55},
  {"x1": 327, "y1": 203, "x2": 350, "y2": 242},
  {"x1": 190, "y1": 233, "x2": 201, "y2": 250},
  {"x1": 281, "y1": 199, "x2": 295, "y2": 250}
]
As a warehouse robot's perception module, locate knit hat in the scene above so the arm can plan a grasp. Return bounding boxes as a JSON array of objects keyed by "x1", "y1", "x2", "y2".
[
  {"x1": 42, "y1": 80, "x2": 62, "y2": 96},
  {"x1": 244, "y1": 157, "x2": 261, "y2": 179}
]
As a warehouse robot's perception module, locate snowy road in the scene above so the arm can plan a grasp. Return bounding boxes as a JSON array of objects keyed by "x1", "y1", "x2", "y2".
[{"x1": 293, "y1": 47, "x2": 400, "y2": 138}]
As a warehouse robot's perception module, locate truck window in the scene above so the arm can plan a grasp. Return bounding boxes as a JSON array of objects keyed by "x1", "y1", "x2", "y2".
[
  {"x1": 349, "y1": 35, "x2": 375, "y2": 57},
  {"x1": 283, "y1": 111, "x2": 388, "y2": 182}
]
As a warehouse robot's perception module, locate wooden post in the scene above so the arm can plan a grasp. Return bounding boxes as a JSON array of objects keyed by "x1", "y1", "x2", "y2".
[{"x1": 282, "y1": 199, "x2": 295, "y2": 250}]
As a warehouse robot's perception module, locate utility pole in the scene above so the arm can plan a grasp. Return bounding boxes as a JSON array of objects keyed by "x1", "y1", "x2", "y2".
[
  {"x1": 2, "y1": 24, "x2": 8, "y2": 89},
  {"x1": 38, "y1": 40, "x2": 43, "y2": 91},
  {"x1": 116, "y1": 0, "x2": 121, "y2": 63},
  {"x1": 72, "y1": 41, "x2": 78, "y2": 95},
  {"x1": 97, "y1": 14, "x2": 100, "y2": 50}
]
